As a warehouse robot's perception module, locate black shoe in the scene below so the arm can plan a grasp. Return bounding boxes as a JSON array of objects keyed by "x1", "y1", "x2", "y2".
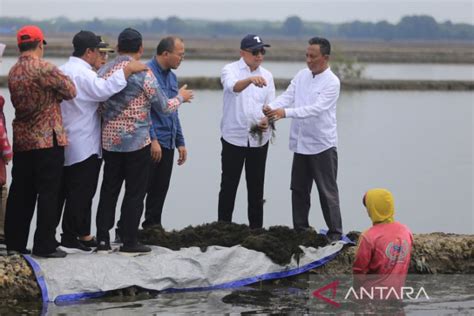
[
  {"x1": 7, "y1": 248, "x2": 32, "y2": 256},
  {"x1": 60, "y1": 238, "x2": 92, "y2": 254},
  {"x1": 96, "y1": 240, "x2": 112, "y2": 254},
  {"x1": 79, "y1": 237, "x2": 98, "y2": 248},
  {"x1": 114, "y1": 229, "x2": 122, "y2": 244},
  {"x1": 33, "y1": 249, "x2": 67, "y2": 258},
  {"x1": 119, "y1": 242, "x2": 151, "y2": 256},
  {"x1": 327, "y1": 234, "x2": 342, "y2": 243},
  {"x1": 294, "y1": 226, "x2": 315, "y2": 233},
  {"x1": 142, "y1": 222, "x2": 162, "y2": 230}
]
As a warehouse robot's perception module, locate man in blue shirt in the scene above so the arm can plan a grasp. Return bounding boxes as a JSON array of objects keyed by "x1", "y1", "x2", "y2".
[{"x1": 142, "y1": 36, "x2": 193, "y2": 229}]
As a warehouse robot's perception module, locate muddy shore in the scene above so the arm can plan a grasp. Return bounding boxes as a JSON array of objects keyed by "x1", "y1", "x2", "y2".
[{"x1": 0, "y1": 229, "x2": 472, "y2": 303}]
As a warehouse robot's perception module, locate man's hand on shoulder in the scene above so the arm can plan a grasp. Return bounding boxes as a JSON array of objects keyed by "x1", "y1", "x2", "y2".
[{"x1": 124, "y1": 60, "x2": 148, "y2": 78}]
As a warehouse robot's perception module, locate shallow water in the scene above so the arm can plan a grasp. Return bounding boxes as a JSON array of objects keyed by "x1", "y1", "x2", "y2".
[{"x1": 2, "y1": 274, "x2": 472, "y2": 315}]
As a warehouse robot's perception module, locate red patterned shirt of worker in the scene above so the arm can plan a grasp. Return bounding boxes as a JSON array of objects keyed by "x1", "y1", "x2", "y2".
[{"x1": 8, "y1": 55, "x2": 77, "y2": 152}]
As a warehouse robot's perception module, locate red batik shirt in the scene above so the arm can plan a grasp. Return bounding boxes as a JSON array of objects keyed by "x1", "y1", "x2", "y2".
[{"x1": 8, "y1": 55, "x2": 76, "y2": 152}]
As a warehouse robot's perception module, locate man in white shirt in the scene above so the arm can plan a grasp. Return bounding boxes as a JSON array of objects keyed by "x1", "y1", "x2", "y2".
[
  {"x1": 58, "y1": 30, "x2": 146, "y2": 252},
  {"x1": 264, "y1": 37, "x2": 343, "y2": 242},
  {"x1": 218, "y1": 34, "x2": 275, "y2": 229}
]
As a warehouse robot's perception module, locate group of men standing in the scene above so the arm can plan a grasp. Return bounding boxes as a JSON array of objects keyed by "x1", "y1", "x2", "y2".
[
  {"x1": 218, "y1": 34, "x2": 343, "y2": 242},
  {"x1": 4, "y1": 26, "x2": 192, "y2": 257},
  {"x1": 2, "y1": 25, "x2": 343, "y2": 258}
]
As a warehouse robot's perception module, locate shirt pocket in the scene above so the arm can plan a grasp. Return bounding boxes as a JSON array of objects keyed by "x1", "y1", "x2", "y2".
[{"x1": 310, "y1": 89, "x2": 322, "y2": 103}]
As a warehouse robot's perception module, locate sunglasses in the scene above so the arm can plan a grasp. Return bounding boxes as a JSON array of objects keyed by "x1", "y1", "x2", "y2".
[{"x1": 245, "y1": 48, "x2": 266, "y2": 56}]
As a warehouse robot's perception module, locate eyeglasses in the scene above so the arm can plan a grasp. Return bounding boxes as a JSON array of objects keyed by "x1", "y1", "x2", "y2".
[
  {"x1": 169, "y1": 51, "x2": 185, "y2": 58},
  {"x1": 245, "y1": 48, "x2": 266, "y2": 56}
]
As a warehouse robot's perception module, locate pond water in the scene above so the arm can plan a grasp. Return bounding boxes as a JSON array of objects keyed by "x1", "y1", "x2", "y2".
[
  {"x1": 0, "y1": 83, "x2": 472, "y2": 315},
  {"x1": 0, "y1": 88, "x2": 471, "y2": 237},
  {"x1": 2, "y1": 274, "x2": 473, "y2": 314},
  {"x1": 1, "y1": 57, "x2": 474, "y2": 80}
]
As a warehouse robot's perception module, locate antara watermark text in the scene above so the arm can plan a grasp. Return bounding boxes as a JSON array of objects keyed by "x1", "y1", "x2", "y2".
[{"x1": 344, "y1": 286, "x2": 430, "y2": 300}]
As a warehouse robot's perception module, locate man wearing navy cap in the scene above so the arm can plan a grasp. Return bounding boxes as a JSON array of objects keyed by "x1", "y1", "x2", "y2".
[{"x1": 218, "y1": 34, "x2": 275, "y2": 229}]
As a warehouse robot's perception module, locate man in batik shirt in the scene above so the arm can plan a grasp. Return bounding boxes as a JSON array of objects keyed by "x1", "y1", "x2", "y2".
[
  {"x1": 95, "y1": 28, "x2": 192, "y2": 255},
  {"x1": 6, "y1": 25, "x2": 76, "y2": 258}
]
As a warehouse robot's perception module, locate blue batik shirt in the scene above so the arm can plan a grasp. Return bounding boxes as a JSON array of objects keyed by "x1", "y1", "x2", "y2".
[
  {"x1": 147, "y1": 57, "x2": 185, "y2": 149},
  {"x1": 99, "y1": 55, "x2": 181, "y2": 152}
]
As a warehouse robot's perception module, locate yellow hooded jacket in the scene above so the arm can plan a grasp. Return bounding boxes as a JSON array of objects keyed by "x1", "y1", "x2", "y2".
[{"x1": 364, "y1": 188, "x2": 395, "y2": 224}]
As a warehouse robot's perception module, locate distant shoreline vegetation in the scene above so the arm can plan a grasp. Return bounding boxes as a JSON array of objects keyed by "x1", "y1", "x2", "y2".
[
  {"x1": 2, "y1": 76, "x2": 473, "y2": 91},
  {"x1": 0, "y1": 15, "x2": 472, "y2": 41}
]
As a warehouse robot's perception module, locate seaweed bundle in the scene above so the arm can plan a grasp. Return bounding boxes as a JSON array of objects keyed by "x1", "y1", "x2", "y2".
[{"x1": 138, "y1": 222, "x2": 329, "y2": 265}]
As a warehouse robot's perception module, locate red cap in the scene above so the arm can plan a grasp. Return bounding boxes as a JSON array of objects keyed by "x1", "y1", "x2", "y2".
[{"x1": 17, "y1": 25, "x2": 47, "y2": 45}]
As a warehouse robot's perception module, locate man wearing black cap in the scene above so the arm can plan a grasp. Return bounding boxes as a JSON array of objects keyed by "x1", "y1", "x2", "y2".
[
  {"x1": 218, "y1": 34, "x2": 275, "y2": 229},
  {"x1": 93, "y1": 36, "x2": 115, "y2": 70},
  {"x1": 95, "y1": 28, "x2": 191, "y2": 255},
  {"x1": 57, "y1": 30, "x2": 147, "y2": 254}
]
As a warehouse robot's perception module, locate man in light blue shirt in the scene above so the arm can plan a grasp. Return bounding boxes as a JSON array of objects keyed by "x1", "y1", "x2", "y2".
[{"x1": 142, "y1": 36, "x2": 193, "y2": 229}]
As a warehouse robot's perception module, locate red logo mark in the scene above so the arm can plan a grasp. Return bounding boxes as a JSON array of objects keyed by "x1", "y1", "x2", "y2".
[{"x1": 312, "y1": 280, "x2": 340, "y2": 307}]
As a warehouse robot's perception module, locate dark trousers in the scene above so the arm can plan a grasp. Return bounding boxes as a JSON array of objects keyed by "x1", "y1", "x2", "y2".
[
  {"x1": 218, "y1": 138, "x2": 268, "y2": 229},
  {"x1": 58, "y1": 154, "x2": 102, "y2": 242},
  {"x1": 143, "y1": 147, "x2": 174, "y2": 228},
  {"x1": 291, "y1": 147, "x2": 342, "y2": 237},
  {"x1": 5, "y1": 142, "x2": 64, "y2": 254},
  {"x1": 96, "y1": 146, "x2": 150, "y2": 246}
]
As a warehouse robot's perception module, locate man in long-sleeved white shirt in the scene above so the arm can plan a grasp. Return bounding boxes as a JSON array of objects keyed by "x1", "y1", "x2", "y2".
[
  {"x1": 58, "y1": 30, "x2": 146, "y2": 253},
  {"x1": 218, "y1": 34, "x2": 275, "y2": 229},
  {"x1": 265, "y1": 37, "x2": 343, "y2": 242}
]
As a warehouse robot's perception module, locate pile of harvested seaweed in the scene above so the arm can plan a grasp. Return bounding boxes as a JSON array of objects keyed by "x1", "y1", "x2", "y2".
[{"x1": 138, "y1": 222, "x2": 332, "y2": 265}]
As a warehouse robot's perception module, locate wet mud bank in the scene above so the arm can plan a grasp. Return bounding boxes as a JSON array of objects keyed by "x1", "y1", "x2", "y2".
[
  {"x1": 1, "y1": 39, "x2": 473, "y2": 64},
  {"x1": 177, "y1": 77, "x2": 474, "y2": 91},
  {"x1": 0, "y1": 224, "x2": 472, "y2": 303}
]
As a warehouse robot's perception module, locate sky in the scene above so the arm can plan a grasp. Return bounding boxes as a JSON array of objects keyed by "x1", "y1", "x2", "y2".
[{"x1": 0, "y1": 0, "x2": 473, "y2": 24}]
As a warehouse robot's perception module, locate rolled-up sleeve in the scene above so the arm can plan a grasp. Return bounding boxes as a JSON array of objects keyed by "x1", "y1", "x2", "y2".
[{"x1": 221, "y1": 65, "x2": 239, "y2": 94}]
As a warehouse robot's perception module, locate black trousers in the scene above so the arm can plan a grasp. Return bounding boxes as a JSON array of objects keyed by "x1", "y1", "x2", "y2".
[
  {"x1": 5, "y1": 142, "x2": 64, "y2": 254},
  {"x1": 58, "y1": 154, "x2": 102, "y2": 242},
  {"x1": 291, "y1": 147, "x2": 343, "y2": 237},
  {"x1": 96, "y1": 146, "x2": 150, "y2": 246},
  {"x1": 218, "y1": 138, "x2": 268, "y2": 229},
  {"x1": 143, "y1": 147, "x2": 174, "y2": 228}
]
